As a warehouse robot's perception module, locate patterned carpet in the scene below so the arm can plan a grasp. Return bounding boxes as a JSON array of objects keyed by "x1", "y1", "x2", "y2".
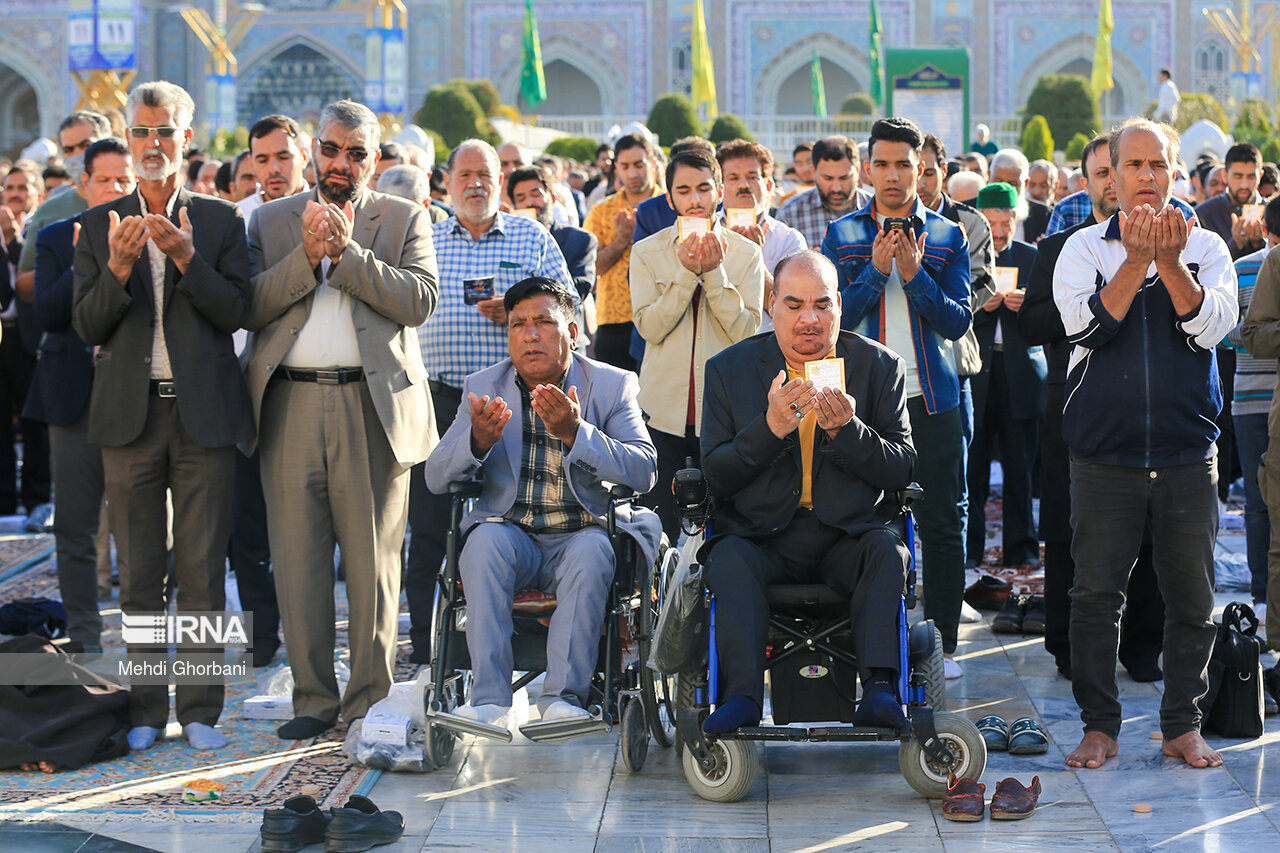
[{"x1": 0, "y1": 550, "x2": 420, "y2": 822}]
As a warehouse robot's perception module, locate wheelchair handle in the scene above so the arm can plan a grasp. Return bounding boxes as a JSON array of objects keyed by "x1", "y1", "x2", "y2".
[{"x1": 897, "y1": 483, "x2": 923, "y2": 508}]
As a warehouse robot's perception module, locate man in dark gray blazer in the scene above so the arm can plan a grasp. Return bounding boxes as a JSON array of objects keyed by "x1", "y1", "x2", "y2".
[
  {"x1": 72, "y1": 82, "x2": 252, "y2": 753},
  {"x1": 698, "y1": 250, "x2": 916, "y2": 735},
  {"x1": 242, "y1": 100, "x2": 438, "y2": 741}
]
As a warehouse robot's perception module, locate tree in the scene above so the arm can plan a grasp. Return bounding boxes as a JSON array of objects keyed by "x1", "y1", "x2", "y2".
[
  {"x1": 647, "y1": 93, "x2": 702, "y2": 147},
  {"x1": 1064, "y1": 132, "x2": 1090, "y2": 163},
  {"x1": 708, "y1": 113, "x2": 753, "y2": 143},
  {"x1": 458, "y1": 78, "x2": 502, "y2": 117},
  {"x1": 840, "y1": 93, "x2": 875, "y2": 115},
  {"x1": 1020, "y1": 115, "x2": 1054, "y2": 161},
  {"x1": 1262, "y1": 138, "x2": 1280, "y2": 164},
  {"x1": 1172, "y1": 93, "x2": 1229, "y2": 133},
  {"x1": 545, "y1": 137, "x2": 598, "y2": 163},
  {"x1": 1234, "y1": 97, "x2": 1273, "y2": 147},
  {"x1": 416, "y1": 84, "x2": 500, "y2": 149},
  {"x1": 1022, "y1": 74, "x2": 1100, "y2": 146}
]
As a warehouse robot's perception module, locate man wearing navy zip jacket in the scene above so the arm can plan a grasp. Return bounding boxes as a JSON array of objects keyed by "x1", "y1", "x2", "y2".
[
  {"x1": 821, "y1": 117, "x2": 972, "y2": 678},
  {"x1": 1054, "y1": 118, "x2": 1236, "y2": 771}
]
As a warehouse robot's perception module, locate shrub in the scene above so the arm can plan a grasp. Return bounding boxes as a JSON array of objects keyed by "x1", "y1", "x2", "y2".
[
  {"x1": 1262, "y1": 138, "x2": 1280, "y2": 164},
  {"x1": 647, "y1": 93, "x2": 703, "y2": 147},
  {"x1": 422, "y1": 129, "x2": 447, "y2": 163},
  {"x1": 1064, "y1": 132, "x2": 1090, "y2": 162},
  {"x1": 708, "y1": 113, "x2": 753, "y2": 143},
  {"x1": 1022, "y1": 74, "x2": 1100, "y2": 146},
  {"x1": 840, "y1": 93, "x2": 876, "y2": 115},
  {"x1": 445, "y1": 78, "x2": 502, "y2": 117},
  {"x1": 1234, "y1": 97, "x2": 1273, "y2": 147},
  {"x1": 545, "y1": 136, "x2": 599, "y2": 163},
  {"x1": 1173, "y1": 93, "x2": 1229, "y2": 133},
  {"x1": 417, "y1": 85, "x2": 499, "y2": 148},
  {"x1": 1020, "y1": 115, "x2": 1054, "y2": 161}
]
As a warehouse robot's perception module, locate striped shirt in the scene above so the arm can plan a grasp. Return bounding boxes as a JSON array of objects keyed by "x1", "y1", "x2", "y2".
[
  {"x1": 1229, "y1": 245, "x2": 1278, "y2": 416},
  {"x1": 502, "y1": 378, "x2": 596, "y2": 533},
  {"x1": 420, "y1": 213, "x2": 572, "y2": 388}
]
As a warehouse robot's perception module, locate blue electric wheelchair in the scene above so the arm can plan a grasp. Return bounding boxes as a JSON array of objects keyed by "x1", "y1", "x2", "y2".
[
  {"x1": 666, "y1": 465, "x2": 986, "y2": 801},
  {"x1": 420, "y1": 479, "x2": 679, "y2": 771}
]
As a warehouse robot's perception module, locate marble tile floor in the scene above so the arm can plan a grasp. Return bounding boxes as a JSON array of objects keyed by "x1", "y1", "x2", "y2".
[{"x1": 6, "y1": 531, "x2": 1276, "y2": 853}]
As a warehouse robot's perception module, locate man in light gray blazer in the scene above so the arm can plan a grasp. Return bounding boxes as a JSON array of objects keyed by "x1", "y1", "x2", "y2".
[
  {"x1": 242, "y1": 100, "x2": 438, "y2": 740},
  {"x1": 426, "y1": 277, "x2": 661, "y2": 729}
]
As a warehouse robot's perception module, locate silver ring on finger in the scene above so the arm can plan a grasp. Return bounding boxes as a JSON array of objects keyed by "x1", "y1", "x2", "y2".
[{"x1": 307, "y1": 229, "x2": 319, "y2": 236}]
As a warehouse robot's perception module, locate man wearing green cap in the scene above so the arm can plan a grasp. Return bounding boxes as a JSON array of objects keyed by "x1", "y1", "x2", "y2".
[{"x1": 969, "y1": 183, "x2": 1046, "y2": 572}]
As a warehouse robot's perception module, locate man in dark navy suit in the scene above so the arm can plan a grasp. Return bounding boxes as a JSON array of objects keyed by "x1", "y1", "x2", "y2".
[
  {"x1": 507, "y1": 166, "x2": 597, "y2": 301},
  {"x1": 24, "y1": 138, "x2": 136, "y2": 653},
  {"x1": 966, "y1": 182, "x2": 1047, "y2": 569}
]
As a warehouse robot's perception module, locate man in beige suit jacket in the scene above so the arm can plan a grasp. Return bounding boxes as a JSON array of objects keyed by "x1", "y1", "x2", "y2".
[{"x1": 242, "y1": 100, "x2": 439, "y2": 740}]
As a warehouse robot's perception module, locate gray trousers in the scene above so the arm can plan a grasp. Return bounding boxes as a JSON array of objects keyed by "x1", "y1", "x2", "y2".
[
  {"x1": 459, "y1": 521, "x2": 613, "y2": 713},
  {"x1": 49, "y1": 410, "x2": 104, "y2": 647},
  {"x1": 259, "y1": 378, "x2": 409, "y2": 723},
  {"x1": 1069, "y1": 458, "x2": 1218, "y2": 740},
  {"x1": 102, "y1": 396, "x2": 234, "y2": 728}
]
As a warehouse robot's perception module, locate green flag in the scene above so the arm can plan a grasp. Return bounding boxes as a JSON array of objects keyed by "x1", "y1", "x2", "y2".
[
  {"x1": 869, "y1": 0, "x2": 884, "y2": 108},
  {"x1": 521, "y1": 0, "x2": 547, "y2": 109},
  {"x1": 811, "y1": 49, "x2": 828, "y2": 117},
  {"x1": 1091, "y1": 0, "x2": 1114, "y2": 97}
]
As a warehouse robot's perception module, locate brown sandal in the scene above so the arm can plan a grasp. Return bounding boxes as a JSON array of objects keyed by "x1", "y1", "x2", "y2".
[
  {"x1": 990, "y1": 775, "x2": 1041, "y2": 820},
  {"x1": 942, "y1": 772, "x2": 986, "y2": 821}
]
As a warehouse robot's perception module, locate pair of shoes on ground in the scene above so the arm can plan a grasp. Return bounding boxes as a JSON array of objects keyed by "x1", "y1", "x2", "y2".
[
  {"x1": 127, "y1": 722, "x2": 227, "y2": 752},
  {"x1": 261, "y1": 794, "x2": 404, "y2": 852},
  {"x1": 964, "y1": 575, "x2": 1013, "y2": 612},
  {"x1": 943, "y1": 773, "x2": 1042, "y2": 821},
  {"x1": 976, "y1": 714, "x2": 1049, "y2": 754},
  {"x1": 991, "y1": 594, "x2": 1045, "y2": 635}
]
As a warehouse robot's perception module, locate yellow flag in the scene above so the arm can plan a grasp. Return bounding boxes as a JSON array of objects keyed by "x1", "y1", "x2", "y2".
[
  {"x1": 691, "y1": 0, "x2": 718, "y2": 118},
  {"x1": 1091, "y1": 0, "x2": 1114, "y2": 95}
]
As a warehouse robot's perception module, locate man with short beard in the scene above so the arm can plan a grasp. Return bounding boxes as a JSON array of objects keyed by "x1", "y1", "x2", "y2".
[
  {"x1": 408, "y1": 139, "x2": 572, "y2": 665},
  {"x1": 507, "y1": 165, "x2": 597, "y2": 300},
  {"x1": 238, "y1": 114, "x2": 310, "y2": 224},
  {"x1": 1196, "y1": 142, "x2": 1266, "y2": 260},
  {"x1": 72, "y1": 81, "x2": 252, "y2": 752},
  {"x1": 242, "y1": 99, "x2": 439, "y2": 741},
  {"x1": 776, "y1": 135, "x2": 871, "y2": 250}
]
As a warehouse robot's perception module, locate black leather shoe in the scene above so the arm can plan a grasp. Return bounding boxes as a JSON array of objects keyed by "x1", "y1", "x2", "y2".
[
  {"x1": 324, "y1": 795, "x2": 404, "y2": 852},
  {"x1": 278, "y1": 716, "x2": 335, "y2": 740},
  {"x1": 253, "y1": 639, "x2": 281, "y2": 668},
  {"x1": 991, "y1": 595, "x2": 1025, "y2": 634},
  {"x1": 1021, "y1": 595, "x2": 1046, "y2": 634},
  {"x1": 261, "y1": 795, "x2": 329, "y2": 852}
]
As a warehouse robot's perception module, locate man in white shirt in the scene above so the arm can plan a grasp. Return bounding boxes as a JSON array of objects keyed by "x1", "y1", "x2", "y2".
[
  {"x1": 1156, "y1": 69, "x2": 1181, "y2": 124},
  {"x1": 238, "y1": 114, "x2": 310, "y2": 225}
]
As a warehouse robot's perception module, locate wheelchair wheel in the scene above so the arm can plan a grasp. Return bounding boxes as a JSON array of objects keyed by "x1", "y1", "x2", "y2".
[
  {"x1": 898, "y1": 711, "x2": 987, "y2": 798},
  {"x1": 682, "y1": 737, "x2": 759, "y2": 803},
  {"x1": 673, "y1": 672, "x2": 699, "y2": 760},
  {"x1": 640, "y1": 544, "x2": 679, "y2": 748},
  {"x1": 922, "y1": 627, "x2": 946, "y2": 712},
  {"x1": 424, "y1": 720, "x2": 457, "y2": 769},
  {"x1": 619, "y1": 695, "x2": 650, "y2": 772}
]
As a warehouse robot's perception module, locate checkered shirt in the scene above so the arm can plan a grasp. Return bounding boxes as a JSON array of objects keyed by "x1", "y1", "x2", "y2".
[
  {"x1": 775, "y1": 187, "x2": 858, "y2": 250},
  {"x1": 502, "y1": 378, "x2": 596, "y2": 534},
  {"x1": 420, "y1": 213, "x2": 572, "y2": 388}
]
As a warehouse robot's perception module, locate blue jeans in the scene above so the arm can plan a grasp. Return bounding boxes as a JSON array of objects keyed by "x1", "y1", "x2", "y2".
[{"x1": 1233, "y1": 412, "x2": 1271, "y2": 603}]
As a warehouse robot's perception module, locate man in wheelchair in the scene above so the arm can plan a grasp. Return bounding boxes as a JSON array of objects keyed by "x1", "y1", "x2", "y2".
[
  {"x1": 424, "y1": 277, "x2": 662, "y2": 730},
  {"x1": 699, "y1": 250, "x2": 917, "y2": 734}
]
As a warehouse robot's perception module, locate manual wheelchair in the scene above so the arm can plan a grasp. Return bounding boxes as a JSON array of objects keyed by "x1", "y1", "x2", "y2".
[
  {"x1": 667, "y1": 466, "x2": 987, "y2": 802},
  {"x1": 420, "y1": 479, "x2": 679, "y2": 771}
]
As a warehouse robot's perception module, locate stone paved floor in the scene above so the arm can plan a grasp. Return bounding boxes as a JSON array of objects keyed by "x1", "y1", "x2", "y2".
[{"x1": 4, "y1": 526, "x2": 1276, "y2": 853}]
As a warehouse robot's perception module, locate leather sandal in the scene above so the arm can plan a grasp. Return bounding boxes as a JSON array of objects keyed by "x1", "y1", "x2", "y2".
[
  {"x1": 1007, "y1": 717, "x2": 1049, "y2": 755},
  {"x1": 976, "y1": 714, "x2": 1009, "y2": 751},
  {"x1": 990, "y1": 776, "x2": 1041, "y2": 820},
  {"x1": 942, "y1": 772, "x2": 986, "y2": 822}
]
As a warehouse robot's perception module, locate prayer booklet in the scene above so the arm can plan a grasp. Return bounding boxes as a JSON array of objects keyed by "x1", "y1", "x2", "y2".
[
  {"x1": 805, "y1": 357, "x2": 846, "y2": 393},
  {"x1": 678, "y1": 216, "x2": 709, "y2": 241},
  {"x1": 726, "y1": 208, "x2": 756, "y2": 230},
  {"x1": 994, "y1": 267, "x2": 1019, "y2": 293}
]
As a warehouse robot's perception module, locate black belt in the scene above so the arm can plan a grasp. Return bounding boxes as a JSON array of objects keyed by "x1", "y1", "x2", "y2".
[
  {"x1": 149, "y1": 379, "x2": 176, "y2": 398},
  {"x1": 276, "y1": 367, "x2": 365, "y2": 385},
  {"x1": 428, "y1": 378, "x2": 460, "y2": 396}
]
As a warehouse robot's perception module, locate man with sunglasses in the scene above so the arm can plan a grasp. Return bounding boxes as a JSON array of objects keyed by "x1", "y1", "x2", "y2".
[
  {"x1": 241, "y1": 99, "x2": 438, "y2": 743},
  {"x1": 72, "y1": 81, "x2": 253, "y2": 753}
]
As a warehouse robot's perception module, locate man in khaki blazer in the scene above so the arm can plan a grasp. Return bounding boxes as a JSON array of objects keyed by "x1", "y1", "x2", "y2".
[{"x1": 242, "y1": 100, "x2": 438, "y2": 740}]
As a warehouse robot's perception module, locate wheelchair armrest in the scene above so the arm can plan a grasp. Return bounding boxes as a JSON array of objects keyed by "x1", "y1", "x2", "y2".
[
  {"x1": 674, "y1": 463, "x2": 712, "y2": 526},
  {"x1": 449, "y1": 479, "x2": 484, "y2": 499},
  {"x1": 897, "y1": 483, "x2": 923, "y2": 508},
  {"x1": 608, "y1": 484, "x2": 636, "y2": 499}
]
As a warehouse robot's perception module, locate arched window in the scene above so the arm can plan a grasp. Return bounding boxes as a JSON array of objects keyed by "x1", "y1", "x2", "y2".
[
  {"x1": 236, "y1": 43, "x2": 360, "y2": 128},
  {"x1": 1194, "y1": 40, "x2": 1229, "y2": 101},
  {"x1": 539, "y1": 59, "x2": 603, "y2": 115},
  {"x1": 672, "y1": 42, "x2": 693, "y2": 98}
]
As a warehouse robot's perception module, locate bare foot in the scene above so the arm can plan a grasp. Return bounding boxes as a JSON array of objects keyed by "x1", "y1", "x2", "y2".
[
  {"x1": 18, "y1": 761, "x2": 57, "y2": 773},
  {"x1": 1162, "y1": 730, "x2": 1223, "y2": 768},
  {"x1": 1065, "y1": 731, "x2": 1119, "y2": 768}
]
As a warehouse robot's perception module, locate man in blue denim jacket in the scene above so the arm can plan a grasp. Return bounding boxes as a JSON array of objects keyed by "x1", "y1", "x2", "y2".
[{"x1": 821, "y1": 117, "x2": 973, "y2": 677}]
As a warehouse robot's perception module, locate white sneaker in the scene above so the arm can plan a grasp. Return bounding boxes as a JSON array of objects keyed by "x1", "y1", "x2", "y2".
[
  {"x1": 540, "y1": 699, "x2": 590, "y2": 721},
  {"x1": 960, "y1": 602, "x2": 983, "y2": 623},
  {"x1": 943, "y1": 656, "x2": 964, "y2": 679},
  {"x1": 454, "y1": 703, "x2": 511, "y2": 727}
]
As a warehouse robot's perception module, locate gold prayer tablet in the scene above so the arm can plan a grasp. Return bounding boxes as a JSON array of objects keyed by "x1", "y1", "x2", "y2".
[
  {"x1": 678, "y1": 216, "x2": 710, "y2": 241},
  {"x1": 726, "y1": 208, "x2": 757, "y2": 229},
  {"x1": 994, "y1": 267, "x2": 1019, "y2": 293},
  {"x1": 804, "y1": 357, "x2": 846, "y2": 393},
  {"x1": 1244, "y1": 203, "x2": 1265, "y2": 222}
]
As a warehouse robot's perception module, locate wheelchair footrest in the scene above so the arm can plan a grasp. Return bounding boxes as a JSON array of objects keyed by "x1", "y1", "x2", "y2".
[
  {"x1": 428, "y1": 710, "x2": 514, "y2": 743},
  {"x1": 518, "y1": 713, "x2": 610, "y2": 744},
  {"x1": 720, "y1": 724, "x2": 904, "y2": 742}
]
